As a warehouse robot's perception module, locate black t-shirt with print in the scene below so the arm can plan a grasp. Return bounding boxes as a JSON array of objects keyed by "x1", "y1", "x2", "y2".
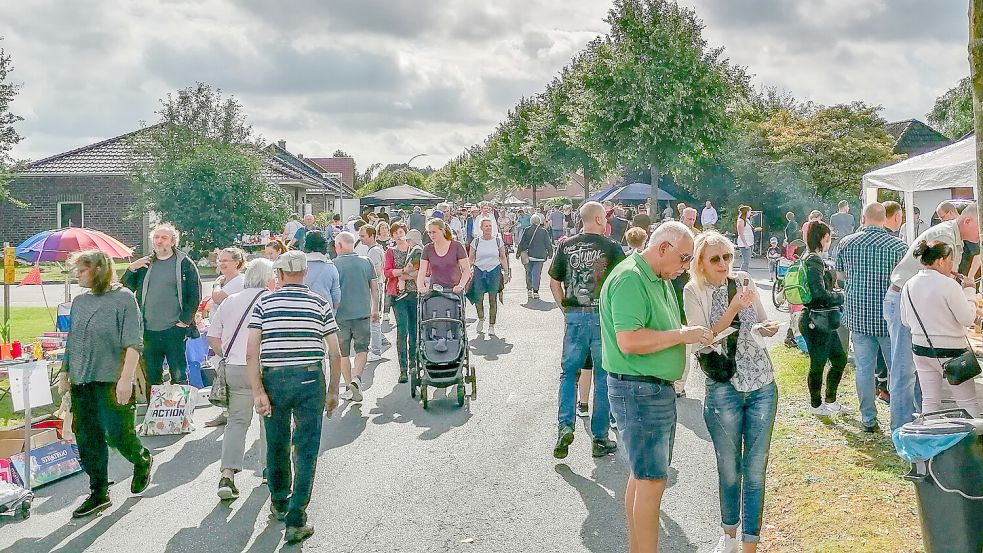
[{"x1": 549, "y1": 232, "x2": 626, "y2": 310}]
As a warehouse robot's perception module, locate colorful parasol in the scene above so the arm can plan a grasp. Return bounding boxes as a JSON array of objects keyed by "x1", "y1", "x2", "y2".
[{"x1": 15, "y1": 227, "x2": 134, "y2": 263}]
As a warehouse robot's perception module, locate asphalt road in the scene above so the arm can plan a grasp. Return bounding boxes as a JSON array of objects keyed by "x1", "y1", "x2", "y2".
[{"x1": 0, "y1": 259, "x2": 786, "y2": 553}]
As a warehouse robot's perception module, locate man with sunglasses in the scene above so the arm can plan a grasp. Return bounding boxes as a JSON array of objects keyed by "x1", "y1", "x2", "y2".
[{"x1": 600, "y1": 221, "x2": 713, "y2": 553}]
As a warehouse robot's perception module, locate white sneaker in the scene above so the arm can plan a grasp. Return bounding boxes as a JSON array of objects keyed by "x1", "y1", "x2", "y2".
[
  {"x1": 340, "y1": 388, "x2": 353, "y2": 401},
  {"x1": 487, "y1": 324, "x2": 496, "y2": 336},
  {"x1": 712, "y1": 534, "x2": 741, "y2": 553},
  {"x1": 810, "y1": 403, "x2": 832, "y2": 416},
  {"x1": 349, "y1": 378, "x2": 363, "y2": 403},
  {"x1": 527, "y1": 290, "x2": 533, "y2": 299},
  {"x1": 824, "y1": 401, "x2": 852, "y2": 414},
  {"x1": 476, "y1": 319, "x2": 485, "y2": 333},
  {"x1": 368, "y1": 352, "x2": 382, "y2": 362}
]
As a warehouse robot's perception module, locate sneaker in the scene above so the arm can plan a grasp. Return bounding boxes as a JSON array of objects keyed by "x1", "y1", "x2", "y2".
[
  {"x1": 576, "y1": 402, "x2": 589, "y2": 418},
  {"x1": 527, "y1": 290, "x2": 533, "y2": 299},
  {"x1": 131, "y1": 454, "x2": 153, "y2": 494},
  {"x1": 676, "y1": 389, "x2": 686, "y2": 398},
  {"x1": 609, "y1": 414, "x2": 617, "y2": 430},
  {"x1": 270, "y1": 503, "x2": 287, "y2": 521},
  {"x1": 532, "y1": 291, "x2": 540, "y2": 299},
  {"x1": 876, "y1": 389, "x2": 891, "y2": 404},
  {"x1": 862, "y1": 421, "x2": 881, "y2": 434},
  {"x1": 349, "y1": 378, "x2": 363, "y2": 403},
  {"x1": 591, "y1": 438, "x2": 618, "y2": 458},
  {"x1": 810, "y1": 404, "x2": 832, "y2": 417},
  {"x1": 285, "y1": 524, "x2": 315, "y2": 543},
  {"x1": 72, "y1": 494, "x2": 112, "y2": 518},
  {"x1": 552, "y1": 425, "x2": 575, "y2": 459},
  {"x1": 712, "y1": 534, "x2": 741, "y2": 553},
  {"x1": 204, "y1": 413, "x2": 228, "y2": 427},
  {"x1": 261, "y1": 469, "x2": 267, "y2": 484},
  {"x1": 368, "y1": 352, "x2": 382, "y2": 362},
  {"x1": 824, "y1": 401, "x2": 852, "y2": 414},
  {"x1": 398, "y1": 370, "x2": 408, "y2": 384},
  {"x1": 340, "y1": 388, "x2": 354, "y2": 401},
  {"x1": 382, "y1": 315, "x2": 391, "y2": 325},
  {"x1": 487, "y1": 324, "x2": 496, "y2": 336},
  {"x1": 217, "y1": 476, "x2": 239, "y2": 501},
  {"x1": 476, "y1": 319, "x2": 485, "y2": 333}
]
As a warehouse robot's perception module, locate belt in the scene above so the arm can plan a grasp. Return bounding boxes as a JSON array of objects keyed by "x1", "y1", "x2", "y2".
[
  {"x1": 565, "y1": 306, "x2": 599, "y2": 313},
  {"x1": 889, "y1": 284, "x2": 901, "y2": 293},
  {"x1": 609, "y1": 372, "x2": 673, "y2": 386},
  {"x1": 262, "y1": 362, "x2": 322, "y2": 373}
]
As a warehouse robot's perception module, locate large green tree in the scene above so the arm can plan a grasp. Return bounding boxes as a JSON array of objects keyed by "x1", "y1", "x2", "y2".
[
  {"x1": 355, "y1": 168, "x2": 428, "y2": 197},
  {"x1": 131, "y1": 83, "x2": 289, "y2": 254},
  {"x1": 488, "y1": 98, "x2": 567, "y2": 205},
  {"x1": 0, "y1": 37, "x2": 24, "y2": 206},
  {"x1": 928, "y1": 76, "x2": 973, "y2": 139}
]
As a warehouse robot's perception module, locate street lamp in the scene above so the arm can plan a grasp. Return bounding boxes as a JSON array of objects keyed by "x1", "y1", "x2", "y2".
[{"x1": 395, "y1": 153, "x2": 427, "y2": 186}]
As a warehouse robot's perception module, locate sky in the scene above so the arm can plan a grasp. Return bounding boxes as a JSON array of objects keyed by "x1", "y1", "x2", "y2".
[{"x1": 1, "y1": 0, "x2": 972, "y2": 172}]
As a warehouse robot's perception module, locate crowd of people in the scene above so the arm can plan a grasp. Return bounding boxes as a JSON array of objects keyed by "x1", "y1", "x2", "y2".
[{"x1": 53, "y1": 191, "x2": 983, "y2": 551}]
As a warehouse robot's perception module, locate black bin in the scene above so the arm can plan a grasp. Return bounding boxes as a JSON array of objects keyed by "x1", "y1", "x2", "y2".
[{"x1": 897, "y1": 409, "x2": 983, "y2": 553}]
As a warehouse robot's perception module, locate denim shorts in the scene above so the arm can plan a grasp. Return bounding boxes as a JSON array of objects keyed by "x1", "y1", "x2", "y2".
[{"x1": 607, "y1": 375, "x2": 677, "y2": 480}]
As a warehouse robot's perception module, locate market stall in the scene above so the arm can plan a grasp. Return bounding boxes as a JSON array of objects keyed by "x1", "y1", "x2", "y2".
[{"x1": 360, "y1": 184, "x2": 444, "y2": 207}]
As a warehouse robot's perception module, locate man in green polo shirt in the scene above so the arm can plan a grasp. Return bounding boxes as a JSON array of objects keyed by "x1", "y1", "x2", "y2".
[{"x1": 600, "y1": 221, "x2": 711, "y2": 553}]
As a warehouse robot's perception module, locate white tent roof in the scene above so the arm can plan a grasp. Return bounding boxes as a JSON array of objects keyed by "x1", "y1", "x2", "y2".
[{"x1": 862, "y1": 135, "x2": 973, "y2": 193}]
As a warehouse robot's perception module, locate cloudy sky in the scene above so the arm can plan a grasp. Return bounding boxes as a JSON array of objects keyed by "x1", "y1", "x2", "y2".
[{"x1": 1, "y1": 0, "x2": 971, "y2": 171}]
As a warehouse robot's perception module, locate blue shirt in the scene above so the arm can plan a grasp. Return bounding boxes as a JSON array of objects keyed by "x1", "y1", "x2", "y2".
[{"x1": 303, "y1": 253, "x2": 341, "y2": 309}]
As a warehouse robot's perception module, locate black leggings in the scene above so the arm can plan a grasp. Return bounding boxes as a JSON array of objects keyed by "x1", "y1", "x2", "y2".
[{"x1": 799, "y1": 313, "x2": 848, "y2": 408}]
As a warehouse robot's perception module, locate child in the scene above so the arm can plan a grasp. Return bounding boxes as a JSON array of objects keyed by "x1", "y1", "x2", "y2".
[{"x1": 766, "y1": 236, "x2": 782, "y2": 282}]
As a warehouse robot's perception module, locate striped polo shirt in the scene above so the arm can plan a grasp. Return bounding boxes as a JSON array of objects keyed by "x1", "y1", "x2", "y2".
[{"x1": 248, "y1": 283, "x2": 339, "y2": 368}]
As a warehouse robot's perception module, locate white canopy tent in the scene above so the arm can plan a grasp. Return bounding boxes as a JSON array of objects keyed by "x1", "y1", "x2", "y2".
[{"x1": 862, "y1": 134, "x2": 975, "y2": 240}]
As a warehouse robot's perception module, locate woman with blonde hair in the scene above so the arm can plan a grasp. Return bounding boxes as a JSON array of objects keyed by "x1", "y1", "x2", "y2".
[
  {"x1": 59, "y1": 250, "x2": 153, "y2": 518},
  {"x1": 683, "y1": 231, "x2": 780, "y2": 552},
  {"x1": 417, "y1": 218, "x2": 471, "y2": 293}
]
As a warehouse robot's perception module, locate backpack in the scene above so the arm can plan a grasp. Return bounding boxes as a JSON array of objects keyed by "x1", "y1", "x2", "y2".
[{"x1": 782, "y1": 257, "x2": 811, "y2": 306}]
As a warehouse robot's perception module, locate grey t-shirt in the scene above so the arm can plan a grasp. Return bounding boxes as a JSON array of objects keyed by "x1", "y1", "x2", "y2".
[
  {"x1": 144, "y1": 255, "x2": 182, "y2": 331},
  {"x1": 333, "y1": 253, "x2": 376, "y2": 321},
  {"x1": 830, "y1": 212, "x2": 856, "y2": 239}
]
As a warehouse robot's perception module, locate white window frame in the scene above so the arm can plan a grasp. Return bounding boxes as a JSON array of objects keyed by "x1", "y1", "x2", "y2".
[{"x1": 57, "y1": 201, "x2": 84, "y2": 228}]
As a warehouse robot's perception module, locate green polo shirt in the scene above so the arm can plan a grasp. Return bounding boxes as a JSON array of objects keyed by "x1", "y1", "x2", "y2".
[{"x1": 600, "y1": 252, "x2": 685, "y2": 379}]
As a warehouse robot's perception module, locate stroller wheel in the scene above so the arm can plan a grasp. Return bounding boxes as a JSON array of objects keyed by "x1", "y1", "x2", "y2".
[
  {"x1": 456, "y1": 384, "x2": 466, "y2": 407},
  {"x1": 421, "y1": 385, "x2": 429, "y2": 409}
]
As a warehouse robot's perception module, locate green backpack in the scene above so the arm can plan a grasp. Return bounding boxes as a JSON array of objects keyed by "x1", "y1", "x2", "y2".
[{"x1": 783, "y1": 258, "x2": 811, "y2": 306}]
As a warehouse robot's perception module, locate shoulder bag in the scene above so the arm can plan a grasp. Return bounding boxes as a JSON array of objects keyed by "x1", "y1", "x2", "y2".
[
  {"x1": 210, "y1": 290, "x2": 264, "y2": 407},
  {"x1": 520, "y1": 227, "x2": 540, "y2": 266},
  {"x1": 696, "y1": 278, "x2": 741, "y2": 383},
  {"x1": 905, "y1": 289, "x2": 981, "y2": 386}
]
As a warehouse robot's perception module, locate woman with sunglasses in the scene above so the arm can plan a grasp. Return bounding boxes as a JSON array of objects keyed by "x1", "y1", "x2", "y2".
[{"x1": 683, "y1": 231, "x2": 780, "y2": 552}]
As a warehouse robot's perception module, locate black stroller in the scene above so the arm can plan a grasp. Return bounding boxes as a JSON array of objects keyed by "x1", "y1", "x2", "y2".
[{"x1": 411, "y1": 287, "x2": 476, "y2": 408}]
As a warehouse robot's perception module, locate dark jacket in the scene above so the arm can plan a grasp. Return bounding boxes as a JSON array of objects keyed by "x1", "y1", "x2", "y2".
[
  {"x1": 121, "y1": 250, "x2": 202, "y2": 333},
  {"x1": 517, "y1": 224, "x2": 553, "y2": 260},
  {"x1": 802, "y1": 253, "x2": 844, "y2": 310}
]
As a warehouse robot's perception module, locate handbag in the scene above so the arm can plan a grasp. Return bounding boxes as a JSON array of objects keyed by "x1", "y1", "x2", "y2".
[
  {"x1": 807, "y1": 307, "x2": 842, "y2": 333},
  {"x1": 905, "y1": 290, "x2": 982, "y2": 386},
  {"x1": 696, "y1": 278, "x2": 740, "y2": 383},
  {"x1": 519, "y1": 227, "x2": 539, "y2": 265},
  {"x1": 210, "y1": 290, "x2": 264, "y2": 407}
]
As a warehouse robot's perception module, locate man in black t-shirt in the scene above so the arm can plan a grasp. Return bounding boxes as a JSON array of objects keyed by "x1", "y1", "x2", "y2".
[
  {"x1": 608, "y1": 207, "x2": 630, "y2": 245},
  {"x1": 548, "y1": 201, "x2": 626, "y2": 460}
]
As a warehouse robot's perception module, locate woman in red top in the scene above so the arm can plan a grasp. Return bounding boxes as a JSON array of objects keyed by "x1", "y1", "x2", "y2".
[{"x1": 417, "y1": 219, "x2": 471, "y2": 293}]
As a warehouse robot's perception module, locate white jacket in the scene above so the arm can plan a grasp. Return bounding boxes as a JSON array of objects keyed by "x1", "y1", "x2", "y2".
[{"x1": 901, "y1": 269, "x2": 976, "y2": 350}]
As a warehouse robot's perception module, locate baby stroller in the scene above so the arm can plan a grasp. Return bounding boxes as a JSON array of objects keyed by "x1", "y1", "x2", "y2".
[{"x1": 411, "y1": 287, "x2": 476, "y2": 408}]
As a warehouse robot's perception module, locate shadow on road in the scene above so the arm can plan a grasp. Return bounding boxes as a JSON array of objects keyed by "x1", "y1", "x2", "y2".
[
  {"x1": 142, "y1": 427, "x2": 225, "y2": 498},
  {"x1": 676, "y1": 397, "x2": 711, "y2": 443},
  {"x1": 163, "y1": 485, "x2": 268, "y2": 553},
  {"x1": 319, "y1": 403, "x2": 368, "y2": 454},
  {"x1": 369, "y1": 383, "x2": 472, "y2": 441},
  {"x1": 469, "y1": 335, "x2": 514, "y2": 361},
  {"x1": 1, "y1": 497, "x2": 140, "y2": 553},
  {"x1": 519, "y1": 298, "x2": 558, "y2": 312}
]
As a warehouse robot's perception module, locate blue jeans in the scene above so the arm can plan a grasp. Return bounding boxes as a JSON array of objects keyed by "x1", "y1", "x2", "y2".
[
  {"x1": 262, "y1": 364, "x2": 325, "y2": 528},
  {"x1": 739, "y1": 247, "x2": 752, "y2": 273},
  {"x1": 607, "y1": 376, "x2": 676, "y2": 479},
  {"x1": 525, "y1": 260, "x2": 545, "y2": 292},
  {"x1": 558, "y1": 310, "x2": 610, "y2": 441},
  {"x1": 883, "y1": 290, "x2": 921, "y2": 430},
  {"x1": 851, "y1": 332, "x2": 891, "y2": 428},
  {"x1": 393, "y1": 293, "x2": 418, "y2": 371},
  {"x1": 704, "y1": 380, "x2": 777, "y2": 543}
]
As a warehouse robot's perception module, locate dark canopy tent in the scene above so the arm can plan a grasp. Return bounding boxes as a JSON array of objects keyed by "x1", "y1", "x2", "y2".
[
  {"x1": 360, "y1": 184, "x2": 445, "y2": 206},
  {"x1": 588, "y1": 182, "x2": 676, "y2": 204}
]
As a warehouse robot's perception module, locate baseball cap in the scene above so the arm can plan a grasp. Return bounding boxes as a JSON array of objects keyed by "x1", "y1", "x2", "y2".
[{"x1": 273, "y1": 250, "x2": 307, "y2": 272}]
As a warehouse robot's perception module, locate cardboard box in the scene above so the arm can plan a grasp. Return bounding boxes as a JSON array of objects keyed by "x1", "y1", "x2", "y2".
[
  {"x1": 10, "y1": 440, "x2": 82, "y2": 488},
  {"x1": 0, "y1": 428, "x2": 58, "y2": 460}
]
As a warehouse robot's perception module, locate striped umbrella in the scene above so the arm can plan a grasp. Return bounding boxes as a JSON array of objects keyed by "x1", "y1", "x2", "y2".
[{"x1": 15, "y1": 227, "x2": 134, "y2": 262}]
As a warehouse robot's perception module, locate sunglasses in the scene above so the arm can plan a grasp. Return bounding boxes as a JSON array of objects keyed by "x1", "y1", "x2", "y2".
[
  {"x1": 666, "y1": 242, "x2": 694, "y2": 263},
  {"x1": 708, "y1": 253, "x2": 734, "y2": 264}
]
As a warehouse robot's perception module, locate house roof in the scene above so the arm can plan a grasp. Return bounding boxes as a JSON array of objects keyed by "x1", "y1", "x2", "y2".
[
  {"x1": 306, "y1": 157, "x2": 355, "y2": 192},
  {"x1": 886, "y1": 119, "x2": 950, "y2": 156}
]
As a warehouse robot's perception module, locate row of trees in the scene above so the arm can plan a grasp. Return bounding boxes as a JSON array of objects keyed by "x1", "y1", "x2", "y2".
[
  {"x1": 0, "y1": 37, "x2": 24, "y2": 206},
  {"x1": 426, "y1": 0, "x2": 901, "y2": 227}
]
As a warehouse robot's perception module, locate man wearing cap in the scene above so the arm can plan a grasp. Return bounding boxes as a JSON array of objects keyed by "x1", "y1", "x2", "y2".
[{"x1": 247, "y1": 250, "x2": 342, "y2": 543}]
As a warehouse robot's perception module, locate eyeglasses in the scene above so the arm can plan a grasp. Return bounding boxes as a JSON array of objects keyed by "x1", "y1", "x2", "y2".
[
  {"x1": 666, "y1": 242, "x2": 694, "y2": 263},
  {"x1": 708, "y1": 253, "x2": 734, "y2": 264}
]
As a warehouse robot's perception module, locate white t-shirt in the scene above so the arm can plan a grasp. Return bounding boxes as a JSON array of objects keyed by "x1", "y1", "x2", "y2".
[
  {"x1": 471, "y1": 235, "x2": 503, "y2": 272},
  {"x1": 284, "y1": 220, "x2": 303, "y2": 241},
  {"x1": 216, "y1": 273, "x2": 245, "y2": 295},
  {"x1": 737, "y1": 218, "x2": 755, "y2": 248},
  {"x1": 208, "y1": 288, "x2": 267, "y2": 366},
  {"x1": 701, "y1": 207, "x2": 718, "y2": 226},
  {"x1": 354, "y1": 242, "x2": 384, "y2": 277}
]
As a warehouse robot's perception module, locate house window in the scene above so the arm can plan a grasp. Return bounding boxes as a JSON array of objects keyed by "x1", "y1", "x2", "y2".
[
  {"x1": 952, "y1": 187, "x2": 974, "y2": 199},
  {"x1": 58, "y1": 202, "x2": 84, "y2": 228}
]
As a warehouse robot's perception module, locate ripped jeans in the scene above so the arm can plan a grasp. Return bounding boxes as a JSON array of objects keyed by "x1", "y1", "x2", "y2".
[{"x1": 704, "y1": 380, "x2": 778, "y2": 543}]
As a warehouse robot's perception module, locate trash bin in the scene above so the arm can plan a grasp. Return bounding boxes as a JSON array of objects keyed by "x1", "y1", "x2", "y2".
[{"x1": 893, "y1": 409, "x2": 983, "y2": 553}]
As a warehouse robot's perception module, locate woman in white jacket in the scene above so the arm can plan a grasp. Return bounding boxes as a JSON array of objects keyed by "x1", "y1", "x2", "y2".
[
  {"x1": 683, "y1": 231, "x2": 780, "y2": 553},
  {"x1": 900, "y1": 240, "x2": 982, "y2": 417}
]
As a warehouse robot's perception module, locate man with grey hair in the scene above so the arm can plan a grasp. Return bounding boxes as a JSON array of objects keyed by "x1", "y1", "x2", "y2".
[
  {"x1": 474, "y1": 201, "x2": 501, "y2": 237},
  {"x1": 680, "y1": 207, "x2": 698, "y2": 231},
  {"x1": 549, "y1": 201, "x2": 625, "y2": 459},
  {"x1": 122, "y1": 223, "x2": 202, "y2": 385},
  {"x1": 601, "y1": 221, "x2": 712, "y2": 553},
  {"x1": 885, "y1": 202, "x2": 980, "y2": 430},
  {"x1": 332, "y1": 231, "x2": 380, "y2": 402}
]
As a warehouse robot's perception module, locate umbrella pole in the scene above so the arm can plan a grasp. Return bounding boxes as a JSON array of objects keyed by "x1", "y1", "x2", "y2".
[{"x1": 62, "y1": 263, "x2": 71, "y2": 303}]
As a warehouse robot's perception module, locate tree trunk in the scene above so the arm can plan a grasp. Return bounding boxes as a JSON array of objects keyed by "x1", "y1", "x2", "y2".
[
  {"x1": 971, "y1": 1, "x2": 983, "y2": 243},
  {"x1": 532, "y1": 184, "x2": 537, "y2": 208},
  {"x1": 650, "y1": 164, "x2": 661, "y2": 221},
  {"x1": 583, "y1": 166, "x2": 590, "y2": 202}
]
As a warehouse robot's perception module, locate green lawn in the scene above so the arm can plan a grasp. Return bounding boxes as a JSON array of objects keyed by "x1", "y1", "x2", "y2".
[
  {"x1": 761, "y1": 346, "x2": 922, "y2": 552},
  {"x1": 0, "y1": 307, "x2": 61, "y2": 428}
]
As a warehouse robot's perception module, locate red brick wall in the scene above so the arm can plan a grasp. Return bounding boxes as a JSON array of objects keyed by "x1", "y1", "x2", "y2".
[{"x1": 0, "y1": 175, "x2": 146, "y2": 255}]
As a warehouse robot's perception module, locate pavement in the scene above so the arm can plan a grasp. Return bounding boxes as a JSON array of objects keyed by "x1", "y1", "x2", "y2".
[{"x1": 0, "y1": 259, "x2": 787, "y2": 553}]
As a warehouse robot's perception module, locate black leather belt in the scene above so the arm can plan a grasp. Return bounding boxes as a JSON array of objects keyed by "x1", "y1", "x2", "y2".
[
  {"x1": 889, "y1": 284, "x2": 902, "y2": 293},
  {"x1": 609, "y1": 372, "x2": 673, "y2": 386}
]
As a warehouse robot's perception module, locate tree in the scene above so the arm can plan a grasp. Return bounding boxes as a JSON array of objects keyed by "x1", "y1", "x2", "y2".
[
  {"x1": 489, "y1": 98, "x2": 567, "y2": 206},
  {"x1": 131, "y1": 83, "x2": 289, "y2": 254},
  {"x1": 355, "y1": 168, "x2": 428, "y2": 197},
  {"x1": 566, "y1": 0, "x2": 746, "y2": 214},
  {"x1": 971, "y1": 2, "x2": 983, "y2": 241},
  {"x1": 928, "y1": 76, "x2": 973, "y2": 139},
  {"x1": 0, "y1": 37, "x2": 24, "y2": 206}
]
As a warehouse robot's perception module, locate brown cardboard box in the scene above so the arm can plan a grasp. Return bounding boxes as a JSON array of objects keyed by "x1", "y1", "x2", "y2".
[{"x1": 0, "y1": 428, "x2": 58, "y2": 459}]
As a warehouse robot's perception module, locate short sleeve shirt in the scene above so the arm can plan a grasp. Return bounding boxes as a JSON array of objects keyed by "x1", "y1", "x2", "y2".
[
  {"x1": 549, "y1": 232, "x2": 625, "y2": 310},
  {"x1": 423, "y1": 241, "x2": 467, "y2": 288},
  {"x1": 600, "y1": 253, "x2": 684, "y2": 379},
  {"x1": 332, "y1": 253, "x2": 376, "y2": 321},
  {"x1": 248, "y1": 284, "x2": 338, "y2": 368}
]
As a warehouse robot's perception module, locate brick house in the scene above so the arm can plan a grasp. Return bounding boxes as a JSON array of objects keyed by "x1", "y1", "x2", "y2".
[{"x1": 0, "y1": 128, "x2": 347, "y2": 254}]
